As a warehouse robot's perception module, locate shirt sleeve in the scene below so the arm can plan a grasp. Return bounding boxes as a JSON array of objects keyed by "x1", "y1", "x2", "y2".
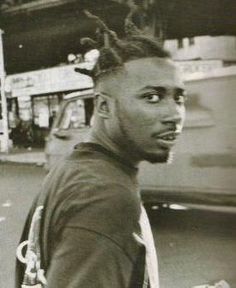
[{"x1": 46, "y1": 226, "x2": 134, "y2": 288}]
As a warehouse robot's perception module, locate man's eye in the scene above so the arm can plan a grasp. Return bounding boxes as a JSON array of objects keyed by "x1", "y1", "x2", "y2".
[
  {"x1": 144, "y1": 94, "x2": 160, "y2": 103},
  {"x1": 175, "y1": 94, "x2": 186, "y2": 104}
]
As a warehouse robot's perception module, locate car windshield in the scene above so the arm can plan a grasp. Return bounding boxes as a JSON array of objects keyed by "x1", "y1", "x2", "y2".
[{"x1": 59, "y1": 97, "x2": 94, "y2": 129}]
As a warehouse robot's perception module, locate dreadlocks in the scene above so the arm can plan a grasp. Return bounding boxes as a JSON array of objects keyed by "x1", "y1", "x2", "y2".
[{"x1": 75, "y1": 10, "x2": 170, "y2": 83}]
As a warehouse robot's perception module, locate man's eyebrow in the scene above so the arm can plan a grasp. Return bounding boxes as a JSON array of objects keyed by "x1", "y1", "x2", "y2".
[
  {"x1": 139, "y1": 86, "x2": 186, "y2": 93},
  {"x1": 139, "y1": 86, "x2": 165, "y2": 92}
]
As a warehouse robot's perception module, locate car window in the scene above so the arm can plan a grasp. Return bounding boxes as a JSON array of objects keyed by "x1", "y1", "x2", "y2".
[{"x1": 59, "y1": 97, "x2": 94, "y2": 129}]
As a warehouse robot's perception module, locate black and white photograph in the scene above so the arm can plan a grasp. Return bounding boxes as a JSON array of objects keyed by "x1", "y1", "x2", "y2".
[{"x1": 0, "y1": 1, "x2": 236, "y2": 287}]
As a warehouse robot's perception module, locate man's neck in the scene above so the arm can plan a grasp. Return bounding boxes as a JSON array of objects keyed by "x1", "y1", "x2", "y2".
[{"x1": 87, "y1": 130, "x2": 140, "y2": 168}]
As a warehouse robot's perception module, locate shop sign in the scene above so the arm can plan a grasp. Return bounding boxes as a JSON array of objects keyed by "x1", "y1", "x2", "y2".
[
  {"x1": 5, "y1": 64, "x2": 94, "y2": 98},
  {"x1": 176, "y1": 60, "x2": 223, "y2": 75}
]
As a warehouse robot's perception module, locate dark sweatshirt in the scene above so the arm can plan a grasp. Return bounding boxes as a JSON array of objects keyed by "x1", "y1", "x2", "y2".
[{"x1": 16, "y1": 143, "x2": 147, "y2": 288}]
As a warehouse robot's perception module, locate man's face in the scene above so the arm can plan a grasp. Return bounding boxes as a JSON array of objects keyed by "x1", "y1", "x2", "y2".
[{"x1": 99, "y1": 57, "x2": 186, "y2": 163}]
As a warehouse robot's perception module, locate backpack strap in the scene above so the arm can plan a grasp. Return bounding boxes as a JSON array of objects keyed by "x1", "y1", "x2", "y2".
[{"x1": 16, "y1": 206, "x2": 47, "y2": 288}]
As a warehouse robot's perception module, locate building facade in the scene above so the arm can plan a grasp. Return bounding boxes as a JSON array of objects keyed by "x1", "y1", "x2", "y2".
[
  {"x1": 0, "y1": 0, "x2": 127, "y2": 148},
  {"x1": 165, "y1": 35, "x2": 236, "y2": 62}
]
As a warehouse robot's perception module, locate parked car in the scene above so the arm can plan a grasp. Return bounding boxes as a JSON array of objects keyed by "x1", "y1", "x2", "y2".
[{"x1": 45, "y1": 68, "x2": 236, "y2": 209}]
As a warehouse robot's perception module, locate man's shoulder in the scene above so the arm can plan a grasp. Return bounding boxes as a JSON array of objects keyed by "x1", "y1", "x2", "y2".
[
  {"x1": 47, "y1": 147, "x2": 135, "y2": 189},
  {"x1": 41, "y1": 146, "x2": 141, "y2": 225},
  {"x1": 43, "y1": 150, "x2": 136, "y2": 202},
  {"x1": 47, "y1": 155, "x2": 138, "y2": 202},
  {"x1": 41, "y1": 156, "x2": 141, "y2": 240}
]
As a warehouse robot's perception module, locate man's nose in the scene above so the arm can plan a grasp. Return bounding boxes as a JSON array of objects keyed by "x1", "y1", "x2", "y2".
[{"x1": 161, "y1": 99, "x2": 183, "y2": 126}]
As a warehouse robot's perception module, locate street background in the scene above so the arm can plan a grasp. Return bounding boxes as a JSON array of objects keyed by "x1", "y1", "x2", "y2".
[
  {"x1": 0, "y1": 163, "x2": 235, "y2": 288},
  {"x1": 0, "y1": 1, "x2": 236, "y2": 287}
]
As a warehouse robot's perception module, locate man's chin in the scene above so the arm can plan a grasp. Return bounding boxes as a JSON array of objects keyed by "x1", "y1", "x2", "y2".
[{"x1": 142, "y1": 150, "x2": 171, "y2": 164}]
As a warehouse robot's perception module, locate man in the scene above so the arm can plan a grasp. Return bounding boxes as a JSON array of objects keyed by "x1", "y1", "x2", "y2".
[{"x1": 16, "y1": 21, "x2": 186, "y2": 288}]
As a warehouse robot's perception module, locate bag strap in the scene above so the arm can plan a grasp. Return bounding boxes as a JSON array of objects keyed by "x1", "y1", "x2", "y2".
[{"x1": 16, "y1": 205, "x2": 47, "y2": 288}]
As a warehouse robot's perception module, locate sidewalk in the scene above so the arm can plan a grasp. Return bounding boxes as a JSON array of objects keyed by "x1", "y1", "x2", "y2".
[{"x1": 0, "y1": 147, "x2": 46, "y2": 166}]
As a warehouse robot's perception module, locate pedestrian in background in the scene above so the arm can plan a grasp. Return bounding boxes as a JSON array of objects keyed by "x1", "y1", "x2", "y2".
[{"x1": 15, "y1": 12, "x2": 186, "y2": 288}]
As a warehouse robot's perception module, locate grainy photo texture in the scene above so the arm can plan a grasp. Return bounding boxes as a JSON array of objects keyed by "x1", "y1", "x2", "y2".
[{"x1": 0, "y1": 1, "x2": 235, "y2": 288}]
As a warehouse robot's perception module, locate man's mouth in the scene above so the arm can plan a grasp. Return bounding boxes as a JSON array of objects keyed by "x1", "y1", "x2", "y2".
[
  {"x1": 159, "y1": 134, "x2": 176, "y2": 141},
  {"x1": 153, "y1": 131, "x2": 180, "y2": 149}
]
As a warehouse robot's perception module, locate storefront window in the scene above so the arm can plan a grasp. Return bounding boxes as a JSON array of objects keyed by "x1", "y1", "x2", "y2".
[
  {"x1": 32, "y1": 94, "x2": 61, "y2": 128},
  {"x1": 30, "y1": 93, "x2": 62, "y2": 147},
  {"x1": 59, "y1": 97, "x2": 93, "y2": 130}
]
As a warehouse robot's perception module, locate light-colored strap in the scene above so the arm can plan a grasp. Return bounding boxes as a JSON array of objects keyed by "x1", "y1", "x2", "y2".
[{"x1": 140, "y1": 205, "x2": 160, "y2": 288}]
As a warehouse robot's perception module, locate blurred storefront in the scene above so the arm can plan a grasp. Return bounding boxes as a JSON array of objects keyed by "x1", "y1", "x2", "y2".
[{"x1": 5, "y1": 63, "x2": 93, "y2": 147}]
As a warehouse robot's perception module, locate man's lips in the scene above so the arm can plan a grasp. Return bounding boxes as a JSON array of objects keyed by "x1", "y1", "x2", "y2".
[
  {"x1": 152, "y1": 131, "x2": 181, "y2": 149},
  {"x1": 156, "y1": 131, "x2": 180, "y2": 140}
]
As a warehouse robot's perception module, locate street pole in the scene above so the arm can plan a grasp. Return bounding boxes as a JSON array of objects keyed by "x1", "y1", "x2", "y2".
[{"x1": 0, "y1": 29, "x2": 9, "y2": 153}]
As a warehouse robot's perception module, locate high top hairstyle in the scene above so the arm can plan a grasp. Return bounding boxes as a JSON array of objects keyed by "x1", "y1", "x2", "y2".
[{"x1": 75, "y1": 10, "x2": 171, "y2": 83}]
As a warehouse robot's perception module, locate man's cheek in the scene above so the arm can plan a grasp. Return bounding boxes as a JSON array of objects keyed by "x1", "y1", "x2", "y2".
[{"x1": 137, "y1": 111, "x2": 160, "y2": 127}]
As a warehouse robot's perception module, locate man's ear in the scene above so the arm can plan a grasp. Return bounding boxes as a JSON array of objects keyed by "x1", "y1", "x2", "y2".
[{"x1": 95, "y1": 93, "x2": 110, "y2": 119}]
